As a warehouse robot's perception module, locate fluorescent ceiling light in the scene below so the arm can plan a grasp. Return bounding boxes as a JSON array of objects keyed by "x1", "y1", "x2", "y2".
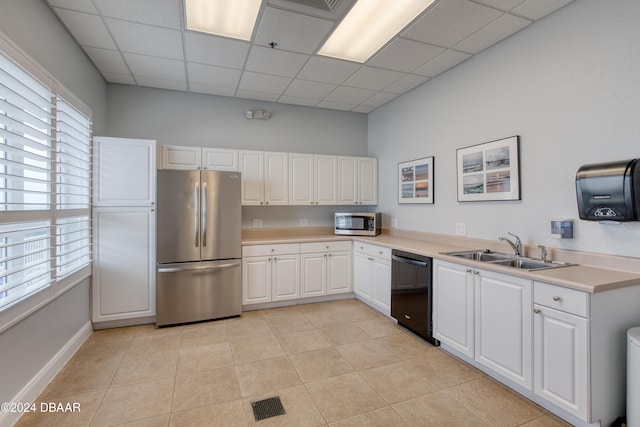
[
  {"x1": 185, "y1": 0, "x2": 262, "y2": 41},
  {"x1": 318, "y1": 0, "x2": 435, "y2": 63}
]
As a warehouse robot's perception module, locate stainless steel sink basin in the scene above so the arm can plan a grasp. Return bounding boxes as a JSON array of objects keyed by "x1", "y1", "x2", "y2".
[{"x1": 440, "y1": 250, "x2": 576, "y2": 271}]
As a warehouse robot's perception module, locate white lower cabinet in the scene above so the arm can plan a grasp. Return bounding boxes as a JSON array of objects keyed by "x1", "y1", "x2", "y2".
[
  {"x1": 300, "y1": 241, "x2": 352, "y2": 297},
  {"x1": 242, "y1": 244, "x2": 300, "y2": 305},
  {"x1": 353, "y1": 241, "x2": 391, "y2": 315}
]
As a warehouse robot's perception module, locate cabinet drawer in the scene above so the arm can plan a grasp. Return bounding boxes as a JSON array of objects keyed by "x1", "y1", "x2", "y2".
[
  {"x1": 242, "y1": 243, "x2": 300, "y2": 257},
  {"x1": 353, "y1": 241, "x2": 391, "y2": 260},
  {"x1": 301, "y1": 241, "x2": 352, "y2": 253},
  {"x1": 534, "y1": 281, "x2": 589, "y2": 318}
]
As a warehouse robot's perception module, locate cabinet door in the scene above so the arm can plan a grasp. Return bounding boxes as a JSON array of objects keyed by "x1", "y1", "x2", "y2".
[
  {"x1": 358, "y1": 157, "x2": 378, "y2": 205},
  {"x1": 264, "y1": 152, "x2": 288, "y2": 205},
  {"x1": 327, "y1": 251, "x2": 352, "y2": 294},
  {"x1": 315, "y1": 155, "x2": 337, "y2": 204},
  {"x1": 92, "y1": 207, "x2": 156, "y2": 322},
  {"x1": 289, "y1": 153, "x2": 314, "y2": 205},
  {"x1": 93, "y1": 137, "x2": 156, "y2": 206},
  {"x1": 533, "y1": 304, "x2": 588, "y2": 420},
  {"x1": 353, "y1": 251, "x2": 372, "y2": 299},
  {"x1": 301, "y1": 253, "x2": 326, "y2": 297},
  {"x1": 160, "y1": 145, "x2": 201, "y2": 170},
  {"x1": 475, "y1": 269, "x2": 532, "y2": 389},
  {"x1": 239, "y1": 150, "x2": 264, "y2": 205},
  {"x1": 433, "y1": 260, "x2": 474, "y2": 358},
  {"x1": 337, "y1": 156, "x2": 358, "y2": 205},
  {"x1": 242, "y1": 256, "x2": 271, "y2": 304},
  {"x1": 202, "y1": 148, "x2": 238, "y2": 171},
  {"x1": 371, "y1": 257, "x2": 391, "y2": 315},
  {"x1": 272, "y1": 254, "x2": 300, "y2": 301}
]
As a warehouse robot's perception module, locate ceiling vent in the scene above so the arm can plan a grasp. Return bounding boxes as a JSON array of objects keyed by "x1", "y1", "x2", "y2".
[
  {"x1": 284, "y1": 0, "x2": 338, "y2": 11},
  {"x1": 268, "y1": 0, "x2": 354, "y2": 20}
]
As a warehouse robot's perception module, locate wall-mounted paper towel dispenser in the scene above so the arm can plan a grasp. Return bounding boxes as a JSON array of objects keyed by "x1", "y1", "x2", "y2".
[{"x1": 576, "y1": 159, "x2": 640, "y2": 221}]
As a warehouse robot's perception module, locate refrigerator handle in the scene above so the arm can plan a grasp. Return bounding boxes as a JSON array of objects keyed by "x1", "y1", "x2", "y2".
[
  {"x1": 157, "y1": 261, "x2": 241, "y2": 273},
  {"x1": 202, "y1": 181, "x2": 207, "y2": 247},
  {"x1": 194, "y1": 182, "x2": 200, "y2": 247}
]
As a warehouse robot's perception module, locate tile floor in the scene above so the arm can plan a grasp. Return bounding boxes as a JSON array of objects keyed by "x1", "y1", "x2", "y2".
[{"x1": 15, "y1": 299, "x2": 572, "y2": 426}]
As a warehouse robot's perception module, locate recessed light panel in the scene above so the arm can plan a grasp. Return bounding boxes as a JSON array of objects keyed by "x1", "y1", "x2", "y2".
[{"x1": 185, "y1": 0, "x2": 262, "y2": 41}]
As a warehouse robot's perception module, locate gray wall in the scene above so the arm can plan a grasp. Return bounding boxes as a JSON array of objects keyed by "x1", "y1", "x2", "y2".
[
  {"x1": 0, "y1": 0, "x2": 106, "y2": 405},
  {"x1": 107, "y1": 84, "x2": 369, "y2": 228},
  {"x1": 368, "y1": 0, "x2": 640, "y2": 258}
]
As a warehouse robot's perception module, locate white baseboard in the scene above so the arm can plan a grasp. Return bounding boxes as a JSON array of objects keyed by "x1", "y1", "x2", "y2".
[{"x1": 0, "y1": 321, "x2": 92, "y2": 427}]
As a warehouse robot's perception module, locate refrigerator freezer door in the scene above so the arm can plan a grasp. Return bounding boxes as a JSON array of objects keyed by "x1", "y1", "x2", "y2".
[
  {"x1": 156, "y1": 170, "x2": 201, "y2": 263},
  {"x1": 201, "y1": 170, "x2": 241, "y2": 260},
  {"x1": 156, "y1": 260, "x2": 241, "y2": 326}
]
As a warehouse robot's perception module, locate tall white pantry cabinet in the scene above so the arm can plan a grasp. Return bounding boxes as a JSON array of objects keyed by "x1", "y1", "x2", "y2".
[{"x1": 92, "y1": 137, "x2": 157, "y2": 325}]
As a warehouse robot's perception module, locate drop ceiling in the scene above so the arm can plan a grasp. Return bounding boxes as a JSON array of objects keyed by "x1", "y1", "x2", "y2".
[{"x1": 46, "y1": 0, "x2": 574, "y2": 113}]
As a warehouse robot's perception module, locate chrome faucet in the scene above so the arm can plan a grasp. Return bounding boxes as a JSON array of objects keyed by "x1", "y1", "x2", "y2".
[
  {"x1": 538, "y1": 245, "x2": 548, "y2": 262},
  {"x1": 499, "y1": 232, "x2": 522, "y2": 257}
]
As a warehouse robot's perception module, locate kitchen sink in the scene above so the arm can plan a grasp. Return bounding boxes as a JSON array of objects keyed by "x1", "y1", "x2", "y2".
[{"x1": 440, "y1": 250, "x2": 576, "y2": 271}]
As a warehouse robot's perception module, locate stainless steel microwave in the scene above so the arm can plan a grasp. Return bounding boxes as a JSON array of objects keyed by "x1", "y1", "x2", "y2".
[{"x1": 334, "y1": 212, "x2": 381, "y2": 236}]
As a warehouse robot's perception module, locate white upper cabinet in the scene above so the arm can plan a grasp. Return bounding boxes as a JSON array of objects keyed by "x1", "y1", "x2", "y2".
[
  {"x1": 289, "y1": 153, "x2": 337, "y2": 205},
  {"x1": 337, "y1": 156, "x2": 378, "y2": 205},
  {"x1": 239, "y1": 150, "x2": 288, "y2": 206},
  {"x1": 160, "y1": 145, "x2": 238, "y2": 171},
  {"x1": 93, "y1": 137, "x2": 156, "y2": 206}
]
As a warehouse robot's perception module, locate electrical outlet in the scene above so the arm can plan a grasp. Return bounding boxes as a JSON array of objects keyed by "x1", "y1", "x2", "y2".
[
  {"x1": 252, "y1": 219, "x2": 262, "y2": 228},
  {"x1": 455, "y1": 223, "x2": 466, "y2": 236},
  {"x1": 299, "y1": 218, "x2": 308, "y2": 227}
]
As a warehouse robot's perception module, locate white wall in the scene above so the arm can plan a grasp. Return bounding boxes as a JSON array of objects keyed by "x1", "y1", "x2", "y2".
[{"x1": 368, "y1": 0, "x2": 640, "y2": 258}]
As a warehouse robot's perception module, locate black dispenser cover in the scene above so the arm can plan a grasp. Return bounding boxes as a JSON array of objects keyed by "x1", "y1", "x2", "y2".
[{"x1": 575, "y1": 159, "x2": 640, "y2": 221}]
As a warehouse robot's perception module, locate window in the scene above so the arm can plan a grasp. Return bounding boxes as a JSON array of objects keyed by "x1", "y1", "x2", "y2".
[{"x1": 0, "y1": 45, "x2": 92, "y2": 329}]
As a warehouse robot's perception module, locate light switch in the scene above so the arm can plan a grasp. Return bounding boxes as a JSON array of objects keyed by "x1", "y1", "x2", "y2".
[{"x1": 252, "y1": 219, "x2": 262, "y2": 228}]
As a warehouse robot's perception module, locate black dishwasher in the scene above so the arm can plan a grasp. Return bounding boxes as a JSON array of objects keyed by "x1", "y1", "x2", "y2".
[{"x1": 391, "y1": 250, "x2": 439, "y2": 346}]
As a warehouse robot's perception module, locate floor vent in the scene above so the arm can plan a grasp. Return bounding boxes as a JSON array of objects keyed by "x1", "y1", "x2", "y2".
[{"x1": 251, "y1": 396, "x2": 286, "y2": 421}]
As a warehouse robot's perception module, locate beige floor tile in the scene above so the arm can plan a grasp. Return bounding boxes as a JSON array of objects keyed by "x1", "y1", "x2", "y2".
[
  {"x1": 14, "y1": 389, "x2": 104, "y2": 427},
  {"x1": 225, "y1": 317, "x2": 271, "y2": 340},
  {"x1": 126, "y1": 334, "x2": 182, "y2": 355},
  {"x1": 336, "y1": 339, "x2": 402, "y2": 370},
  {"x1": 305, "y1": 372, "x2": 386, "y2": 424},
  {"x1": 111, "y1": 349, "x2": 178, "y2": 386},
  {"x1": 261, "y1": 305, "x2": 304, "y2": 319},
  {"x1": 354, "y1": 318, "x2": 403, "y2": 338},
  {"x1": 329, "y1": 406, "x2": 408, "y2": 426},
  {"x1": 410, "y1": 350, "x2": 484, "y2": 389},
  {"x1": 169, "y1": 399, "x2": 248, "y2": 427},
  {"x1": 243, "y1": 384, "x2": 325, "y2": 426},
  {"x1": 267, "y1": 313, "x2": 315, "y2": 334},
  {"x1": 179, "y1": 325, "x2": 229, "y2": 349},
  {"x1": 445, "y1": 377, "x2": 544, "y2": 426},
  {"x1": 177, "y1": 342, "x2": 234, "y2": 373},
  {"x1": 276, "y1": 329, "x2": 332, "y2": 355},
  {"x1": 172, "y1": 366, "x2": 242, "y2": 412},
  {"x1": 230, "y1": 334, "x2": 285, "y2": 364},
  {"x1": 289, "y1": 347, "x2": 354, "y2": 383},
  {"x1": 520, "y1": 414, "x2": 573, "y2": 427},
  {"x1": 134, "y1": 324, "x2": 183, "y2": 338},
  {"x1": 117, "y1": 414, "x2": 170, "y2": 427},
  {"x1": 359, "y1": 358, "x2": 440, "y2": 404},
  {"x1": 377, "y1": 332, "x2": 436, "y2": 359},
  {"x1": 392, "y1": 390, "x2": 490, "y2": 427},
  {"x1": 181, "y1": 318, "x2": 227, "y2": 333},
  {"x1": 235, "y1": 356, "x2": 302, "y2": 397},
  {"x1": 317, "y1": 323, "x2": 372, "y2": 346},
  {"x1": 91, "y1": 378, "x2": 174, "y2": 427}
]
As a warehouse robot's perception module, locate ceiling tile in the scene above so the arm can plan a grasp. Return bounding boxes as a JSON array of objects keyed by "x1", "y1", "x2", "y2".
[
  {"x1": 254, "y1": 6, "x2": 334, "y2": 54},
  {"x1": 123, "y1": 53, "x2": 186, "y2": 81},
  {"x1": 511, "y1": 0, "x2": 574, "y2": 20},
  {"x1": 360, "y1": 92, "x2": 399, "y2": 107},
  {"x1": 238, "y1": 72, "x2": 292, "y2": 95},
  {"x1": 352, "y1": 105, "x2": 376, "y2": 113},
  {"x1": 94, "y1": 0, "x2": 180, "y2": 29},
  {"x1": 384, "y1": 74, "x2": 429, "y2": 94},
  {"x1": 83, "y1": 47, "x2": 129, "y2": 74},
  {"x1": 102, "y1": 72, "x2": 135, "y2": 85},
  {"x1": 316, "y1": 100, "x2": 357, "y2": 111},
  {"x1": 47, "y1": 0, "x2": 97, "y2": 14},
  {"x1": 278, "y1": 96, "x2": 319, "y2": 107},
  {"x1": 187, "y1": 63, "x2": 241, "y2": 88},
  {"x1": 342, "y1": 67, "x2": 405, "y2": 91},
  {"x1": 472, "y1": 0, "x2": 527, "y2": 11},
  {"x1": 53, "y1": 8, "x2": 116, "y2": 49},
  {"x1": 403, "y1": 0, "x2": 503, "y2": 48},
  {"x1": 413, "y1": 50, "x2": 471, "y2": 77},
  {"x1": 368, "y1": 38, "x2": 445, "y2": 73},
  {"x1": 454, "y1": 13, "x2": 531, "y2": 54},
  {"x1": 324, "y1": 86, "x2": 377, "y2": 104},
  {"x1": 297, "y1": 56, "x2": 360, "y2": 84},
  {"x1": 136, "y1": 77, "x2": 187, "y2": 91},
  {"x1": 245, "y1": 46, "x2": 309, "y2": 78},
  {"x1": 236, "y1": 90, "x2": 280, "y2": 102},
  {"x1": 283, "y1": 79, "x2": 336, "y2": 99},
  {"x1": 189, "y1": 84, "x2": 237, "y2": 97},
  {"x1": 105, "y1": 18, "x2": 183, "y2": 60},
  {"x1": 185, "y1": 32, "x2": 249, "y2": 69}
]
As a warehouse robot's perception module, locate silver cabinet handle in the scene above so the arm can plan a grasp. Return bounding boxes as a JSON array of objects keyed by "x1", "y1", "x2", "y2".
[
  {"x1": 534, "y1": 308, "x2": 541, "y2": 314},
  {"x1": 474, "y1": 271, "x2": 480, "y2": 275},
  {"x1": 368, "y1": 257, "x2": 374, "y2": 261},
  {"x1": 202, "y1": 181, "x2": 207, "y2": 247},
  {"x1": 466, "y1": 269, "x2": 472, "y2": 273},
  {"x1": 552, "y1": 296, "x2": 561, "y2": 302},
  {"x1": 194, "y1": 182, "x2": 200, "y2": 248}
]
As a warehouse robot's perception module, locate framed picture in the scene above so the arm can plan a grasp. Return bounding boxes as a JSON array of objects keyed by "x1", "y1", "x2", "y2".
[
  {"x1": 456, "y1": 135, "x2": 520, "y2": 202},
  {"x1": 398, "y1": 156, "x2": 434, "y2": 204}
]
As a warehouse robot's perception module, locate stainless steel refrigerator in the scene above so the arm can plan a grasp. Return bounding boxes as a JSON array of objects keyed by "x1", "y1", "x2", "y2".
[{"x1": 156, "y1": 169, "x2": 241, "y2": 326}]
